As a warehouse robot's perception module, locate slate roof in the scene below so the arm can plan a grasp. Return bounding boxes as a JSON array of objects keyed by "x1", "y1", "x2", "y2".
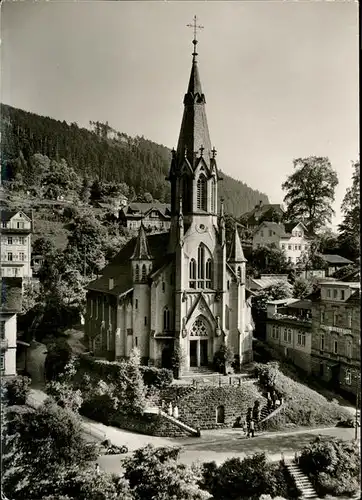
[
  {"x1": 1, "y1": 277, "x2": 23, "y2": 313},
  {"x1": 131, "y1": 225, "x2": 153, "y2": 260},
  {"x1": 346, "y1": 289, "x2": 360, "y2": 305},
  {"x1": 87, "y1": 232, "x2": 171, "y2": 296},
  {"x1": 320, "y1": 254, "x2": 354, "y2": 265},
  {"x1": 241, "y1": 203, "x2": 285, "y2": 220}
]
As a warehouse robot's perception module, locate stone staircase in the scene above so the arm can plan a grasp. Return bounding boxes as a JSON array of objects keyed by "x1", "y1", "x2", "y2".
[
  {"x1": 259, "y1": 400, "x2": 285, "y2": 424},
  {"x1": 145, "y1": 406, "x2": 200, "y2": 437},
  {"x1": 285, "y1": 460, "x2": 318, "y2": 499}
]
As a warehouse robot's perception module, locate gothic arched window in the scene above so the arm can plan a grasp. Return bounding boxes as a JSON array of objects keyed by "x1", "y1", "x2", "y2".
[
  {"x1": 197, "y1": 175, "x2": 207, "y2": 211},
  {"x1": 189, "y1": 258, "x2": 196, "y2": 288},
  {"x1": 197, "y1": 245, "x2": 205, "y2": 286},
  {"x1": 163, "y1": 307, "x2": 171, "y2": 331},
  {"x1": 141, "y1": 264, "x2": 147, "y2": 281},
  {"x1": 205, "y1": 258, "x2": 213, "y2": 288},
  {"x1": 135, "y1": 264, "x2": 140, "y2": 282},
  {"x1": 237, "y1": 266, "x2": 242, "y2": 281}
]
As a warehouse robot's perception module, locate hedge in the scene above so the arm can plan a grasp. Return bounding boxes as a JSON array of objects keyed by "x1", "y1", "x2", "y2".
[{"x1": 139, "y1": 366, "x2": 173, "y2": 389}]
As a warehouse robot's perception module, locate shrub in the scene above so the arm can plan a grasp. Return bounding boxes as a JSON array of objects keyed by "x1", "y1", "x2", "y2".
[
  {"x1": 299, "y1": 436, "x2": 360, "y2": 497},
  {"x1": 213, "y1": 345, "x2": 234, "y2": 373},
  {"x1": 46, "y1": 380, "x2": 83, "y2": 413},
  {"x1": 199, "y1": 453, "x2": 289, "y2": 500},
  {"x1": 139, "y1": 366, "x2": 173, "y2": 389},
  {"x1": 255, "y1": 362, "x2": 351, "y2": 429},
  {"x1": 45, "y1": 338, "x2": 72, "y2": 381},
  {"x1": 2, "y1": 376, "x2": 31, "y2": 405}
]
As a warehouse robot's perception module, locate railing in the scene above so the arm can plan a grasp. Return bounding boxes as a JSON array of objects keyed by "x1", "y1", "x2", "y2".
[
  {"x1": 188, "y1": 374, "x2": 257, "y2": 387},
  {"x1": 272, "y1": 313, "x2": 311, "y2": 325}
]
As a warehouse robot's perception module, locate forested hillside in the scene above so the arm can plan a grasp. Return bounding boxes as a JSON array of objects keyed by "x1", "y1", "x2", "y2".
[{"x1": 1, "y1": 104, "x2": 268, "y2": 215}]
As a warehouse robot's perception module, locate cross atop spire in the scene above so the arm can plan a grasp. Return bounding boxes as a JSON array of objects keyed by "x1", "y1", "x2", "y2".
[{"x1": 187, "y1": 15, "x2": 204, "y2": 58}]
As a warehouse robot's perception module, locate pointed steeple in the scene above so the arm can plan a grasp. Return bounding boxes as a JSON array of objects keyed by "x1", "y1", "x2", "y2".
[
  {"x1": 176, "y1": 27, "x2": 212, "y2": 169},
  {"x1": 131, "y1": 223, "x2": 152, "y2": 260},
  {"x1": 228, "y1": 225, "x2": 247, "y2": 263}
]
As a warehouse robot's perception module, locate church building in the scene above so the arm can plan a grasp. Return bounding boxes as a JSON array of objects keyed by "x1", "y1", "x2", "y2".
[{"x1": 85, "y1": 35, "x2": 254, "y2": 374}]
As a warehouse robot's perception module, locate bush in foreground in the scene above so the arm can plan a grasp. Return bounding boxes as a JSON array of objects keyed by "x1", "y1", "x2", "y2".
[
  {"x1": 199, "y1": 453, "x2": 290, "y2": 500},
  {"x1": 2, "y1": 376, "x2": 31, "y2": 405},
  {"x1": 299, "y1": 436, "x2": 360, "y2": 497}
]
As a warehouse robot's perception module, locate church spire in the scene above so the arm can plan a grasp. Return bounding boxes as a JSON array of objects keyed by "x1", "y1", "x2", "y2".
[
  {"x1": 176, "y1": 16, "x2": 211, "y2": 169},
  {"x1": 228, "y1": 225, "x2": 247, "y2": 263},
  {"x1": 131, "y1": 223, "x2": 153, "y2": 260}
]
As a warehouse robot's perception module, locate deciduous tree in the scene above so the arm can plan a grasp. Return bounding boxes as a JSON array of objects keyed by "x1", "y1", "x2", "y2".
[
  {"x1": 282, "y1": 157, "x2": 338, "y2": 233},
  {"x1": 338, "y1": 160, "x2": 360, "y2": 260}
]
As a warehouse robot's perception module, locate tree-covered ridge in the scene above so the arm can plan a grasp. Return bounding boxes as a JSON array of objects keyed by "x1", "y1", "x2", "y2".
[{"x1": 1, "y1": 103, "x2": 269, "y2": 216}]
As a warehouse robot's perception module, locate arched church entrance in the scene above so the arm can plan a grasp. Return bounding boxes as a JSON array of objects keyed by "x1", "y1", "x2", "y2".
[{"x1": 189, "y1": 316, "x2": 210, "y2": 368}]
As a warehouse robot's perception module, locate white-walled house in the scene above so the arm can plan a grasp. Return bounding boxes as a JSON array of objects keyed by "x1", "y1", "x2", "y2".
[
  {"x1": 0, "y1": 277, "x2": 23, "y2": 376},
  {"x1": 1, "y1": 210, "x2": 32, "y2": 278},
  {"x1": 252, "y1": 221, "x2": 310, "y2": 264}
]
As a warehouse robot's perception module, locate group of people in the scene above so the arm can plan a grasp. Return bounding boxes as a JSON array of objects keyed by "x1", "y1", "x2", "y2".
[{"x1": 266, "y1": 390, "x2": 282, "y2": 411}]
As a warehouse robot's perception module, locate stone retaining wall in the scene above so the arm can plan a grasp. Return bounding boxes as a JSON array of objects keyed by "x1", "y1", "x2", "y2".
[
  {"x1": 160, "y1": 383, "x2": 263, "y2": 429},
  {"x1": 110, "y1": 411, "x2": 191, "y2": 438}
]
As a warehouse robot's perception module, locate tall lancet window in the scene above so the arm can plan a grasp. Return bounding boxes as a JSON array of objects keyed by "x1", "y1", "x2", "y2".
[
  {"x1": 135, "y1": 264, "x2": 140, "y2": 282},
  {"x1": 211, "y1": 178, "x2": 216, "y2": 213},
  {"x1": 189, "y1": 258, "x2": 196, "y2": 288},
  {"x1": 197, "y1": 175, "x2": 207, "y2": 211},
  {"x1": 182, "y1": 176, "x2": 191, "y2": 213},
  {"x1": 205, "y1": 259, "x2": 213, "y2": 288},
  {"x1": 198, "y1": 245, "x2": 205, "y2": 288}
]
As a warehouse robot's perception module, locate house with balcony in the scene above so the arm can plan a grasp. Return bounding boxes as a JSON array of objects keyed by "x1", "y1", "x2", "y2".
[
  {"x1": 119, "y1": 203, "x2": 171, "y2": 232},
  {"x1": 0, "y1": 210, "x2": 32, "y2": 279},
  {"x1": 252, "y1": 221, "x2": 311, "y2": 265},
  {"x1": 265, "y1": 298, "x2": 313, "y2": 372},
  {"x1": 310, "y1": 281, "x2": 360, "y2": 397},
  {"x1": 1, "y1": 277, "x2": 23, "y2": 376}
]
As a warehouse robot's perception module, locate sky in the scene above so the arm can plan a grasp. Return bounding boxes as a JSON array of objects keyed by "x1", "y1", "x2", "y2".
[{"x1": 1, "y1": 1, "x2": 359, "y2": 229}]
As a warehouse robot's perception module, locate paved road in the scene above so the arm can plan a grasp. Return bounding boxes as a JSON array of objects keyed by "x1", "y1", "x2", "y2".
[
  {"x1": 28, "y1": 387, "x2": 359, "y2": 474},
  {"x1": 97, "y1": 425, "x2": 359, "y2": 474}
]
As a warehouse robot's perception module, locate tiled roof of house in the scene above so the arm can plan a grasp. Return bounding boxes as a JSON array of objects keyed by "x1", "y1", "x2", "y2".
[
  {"x1": 122, "y1": 203, "x2": 171, "y2": 219},
  {"x1": 320, "y1": 254, "x2": 354, "y2": 265},
  {"x1": 87, "y1": 232, "x2": 171, "y2": 296},
  {"x1": 287, "y1": 299, "x2": 312, "y2": 310},
  {"x1": 250, "y1": 276, "x2": 292, "y2": 290},
  {"x1": 241, "y1": 203, "x2": 284, "y2": 221},
  {"x1": 1, "y1": 277, "x2": 23, "y2": 313}
]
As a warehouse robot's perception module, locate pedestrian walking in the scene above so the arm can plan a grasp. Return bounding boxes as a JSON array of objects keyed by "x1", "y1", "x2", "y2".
[
  {"x1": 271, "y1": 390, "x2": 277, "y2": 409},
  {"x1": 249, "y1": 419, "x2": 255, "y2": 438},
  {"x1": 168, "y1": 402, "x2": 173, "y2": 416},
  {"x1": 242, "y1": 418, "x2": 248, "y2": 435}
]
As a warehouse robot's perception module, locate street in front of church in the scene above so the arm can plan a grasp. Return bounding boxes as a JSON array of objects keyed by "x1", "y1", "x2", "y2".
[{"x1": 96, "y1": 424, "x2": 359, "y2": 473}]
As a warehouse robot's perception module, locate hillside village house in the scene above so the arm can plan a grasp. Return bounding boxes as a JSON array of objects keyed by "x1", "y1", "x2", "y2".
[
  {"x1": 252, "y1": 221, "x2": 310, "y2": 265},
  {"x1": 119, "y1": 203, "x2": 171, "y2": 232},
  {"x1": 0, "y1": 210, "x2": 32, "y2": 279},
  {"x1": 318, "y1": 254, "x2": 354, "y2": 277},
  {"x1": 310, "y1": 281, "x2": 360, "y2": 397},
  {"x1": 0, "y1": 277, "x2": 23, "y2": 376},
  {"x1": 265, "y1": 298, "x2": 312, "y2": 372},
  {"x1": 85, "y1": 39, "x2": 254, "y2": 374},
  {"x1": 240, "y1": 202, "x2": 285, "y2": 227}
]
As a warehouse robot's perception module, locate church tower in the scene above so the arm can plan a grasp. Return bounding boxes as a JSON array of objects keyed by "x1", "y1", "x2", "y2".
[{"x1": 167, "y1": 20, "x2": 232, "y2": 373}]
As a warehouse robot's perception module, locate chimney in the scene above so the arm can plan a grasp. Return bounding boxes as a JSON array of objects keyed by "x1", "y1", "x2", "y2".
[{"x1": 108, "y1": 278, "x2": 114, "y2": 290}]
